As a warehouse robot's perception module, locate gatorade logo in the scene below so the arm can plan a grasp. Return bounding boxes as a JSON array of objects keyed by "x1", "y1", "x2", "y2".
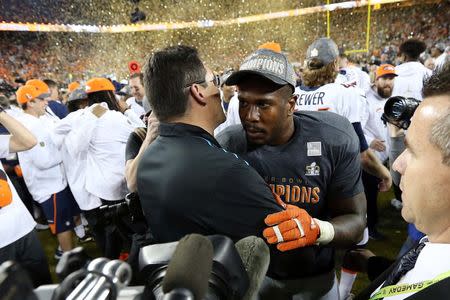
[{"x1": 0, "y1": 170, "x2": 13, "y2": 208}]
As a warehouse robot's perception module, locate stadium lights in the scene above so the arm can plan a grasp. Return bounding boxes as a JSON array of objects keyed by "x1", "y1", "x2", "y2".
[{"x1": 0, "y1": 0, "x2": 408, "y2": 33}]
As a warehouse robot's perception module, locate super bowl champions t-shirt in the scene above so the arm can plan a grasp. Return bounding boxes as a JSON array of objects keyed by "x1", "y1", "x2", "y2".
[
  {"x1": 217, "y1": 111, "x2": 363, "y2": 278},
  {"x1": 0, "y1": 135, "x2": 36, "y2": 249}
]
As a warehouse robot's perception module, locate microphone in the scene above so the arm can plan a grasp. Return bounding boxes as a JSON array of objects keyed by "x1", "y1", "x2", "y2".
[
  {"x1": 66, "y1": 257, "x2": 110, "y2": 300},
  {"x1": 235, "y1": 236, "x2": 270, "y2": 300},
  {"x1": 162, "y1": 234, "x2": 214, "y2": 300},
  {"x1": 84, "y1": 259, "x2": 132, "y2": 300},
  {"x1": 56, "y1": 247, "x2": 90, "y2": 281}
]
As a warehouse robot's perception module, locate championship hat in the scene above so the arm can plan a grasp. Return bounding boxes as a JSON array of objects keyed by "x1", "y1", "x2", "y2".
[
  {"x1": 68, "y1": 88, "x2": 88, "y2": 102},
  {"x1": 376, "y1": 64, "x2": 398, "y2": 79},
  {"x1": 26, "y1": 79, "x2": 51, "y2": 99},
  {"x1": 85, "y1": 78, "x2": 115, "y2": 94},
  {"x1": 225, "y1": 46, "x2": 296, "y2": 89},
  {"x1": 306, "y1": 38, "x2": 339, "y2": 69},
  {"x1": 16, "y1": 85, "x2": 40, "y2": 104}
]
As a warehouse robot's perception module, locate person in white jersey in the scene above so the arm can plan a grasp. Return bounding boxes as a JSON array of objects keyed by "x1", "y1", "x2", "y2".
[
  {"x1": 0, "y1": 102, "x2": 52, "y2": 287},
  {"x1": 295, "y1": 38, "x2": 391, "y2": 189},
  {"x1": 431, "y1": 42, "x2": 447, "y2": 72},
  {"x1": 14, "y1": 85, "x2": 80, "y2": 257},
  {"x1": 363, "y1": 64, "x2": 397, "y2": 241},
  {"x1": 127, "y1": 72, "x2": 149, "y2": 116},
  {"x1": 295, "y1": 38, "x2": 392, "y2": 299},
  {"x1": 67, "y1": 78, "x2": 143, "y2": 258},
  {"x1": 392, "y1": 39, "x2": 431, "y2": 101}
]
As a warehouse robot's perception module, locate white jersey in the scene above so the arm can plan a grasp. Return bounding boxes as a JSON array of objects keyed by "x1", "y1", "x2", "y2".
[
  {"x1": 335, "y1": 65, "x2": 372, "y2": 94},
  {"x1": 51, "y1": 109, "x2": 102, "y2": 211},
  {"x1": 434, "y1": 52, "x2": 447, "y2": 71},
  {"x1": 0, "y1": 135, "x2": 36, "y2": 248},
  {"x1": 294, "y1": 82, "x2": 363, "y2": 124},
  {"x1": 363, "y1": 87, "x2": 390, "y2": 162},
  {"x1": 68, "y1": 103, "x2": 142, "y2": 201},
  {"x1": 392, "y1": 62, "x2": 432, "y2": 101},
  {"x1": 16, "y1": 113, "x2": 67, "y2": 203},
  {"x1": 126, "y1": 97, "x2": 146, "y2": 117}
]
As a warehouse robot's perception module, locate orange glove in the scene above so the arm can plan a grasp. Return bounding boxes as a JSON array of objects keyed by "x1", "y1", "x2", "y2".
[{"x1": 263, "y1": 204, "x2": 320, "y2": 252}]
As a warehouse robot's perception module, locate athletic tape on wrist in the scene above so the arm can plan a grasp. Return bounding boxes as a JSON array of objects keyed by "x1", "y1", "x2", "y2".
[{"x1": 314, "y1": 219, "x2": 335, "y2": 245}]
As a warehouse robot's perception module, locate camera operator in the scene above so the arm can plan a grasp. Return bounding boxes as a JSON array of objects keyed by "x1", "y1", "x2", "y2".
[{"x1": 0, "y1": 106, "x2": 52, "y2": 287}]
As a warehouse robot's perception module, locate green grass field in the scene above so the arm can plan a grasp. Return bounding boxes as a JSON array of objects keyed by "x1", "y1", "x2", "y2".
[
  {"x1": 341, "y1": 190, "x2": 408, "y2": 294},
  {"x1": 37, "y1": 189, "x2": 407, "y2": 295}
]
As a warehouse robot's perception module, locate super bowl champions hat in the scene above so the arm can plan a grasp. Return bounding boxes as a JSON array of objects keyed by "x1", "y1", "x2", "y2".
[
  {"x1": 226, "y1": 48, "x2": 296, "y2": 89},
  {"x1": 306, "y1": 38, "x2": 339, "y2": 68}
]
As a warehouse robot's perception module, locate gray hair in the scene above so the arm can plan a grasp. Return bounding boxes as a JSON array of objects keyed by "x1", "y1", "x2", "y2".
[
  {"x1": 423, "y1": 62, "x2": 450, "y2": 166},
  {"x1": 430, "y1": 107, "x2": 450, "y2": 166}
]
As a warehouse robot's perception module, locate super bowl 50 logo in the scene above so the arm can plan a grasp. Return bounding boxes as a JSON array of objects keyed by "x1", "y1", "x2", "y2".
[{"x1": 305, "y1": 162, "x2": 320, "y2": 176}]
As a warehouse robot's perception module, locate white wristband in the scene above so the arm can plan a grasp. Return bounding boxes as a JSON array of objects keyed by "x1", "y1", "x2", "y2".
[{"x1": 314, "y1": 219, "x2": 335, "y2": 245}]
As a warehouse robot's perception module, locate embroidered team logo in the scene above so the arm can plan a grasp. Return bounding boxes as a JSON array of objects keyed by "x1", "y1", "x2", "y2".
[{"x1": 305, "y1": 162, "x2": 320, "y2": 176}]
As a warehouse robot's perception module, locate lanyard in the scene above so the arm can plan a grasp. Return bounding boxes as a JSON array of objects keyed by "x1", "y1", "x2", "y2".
[{"x1": 369, "y1": 270, "x2": 450, "y2": 300}]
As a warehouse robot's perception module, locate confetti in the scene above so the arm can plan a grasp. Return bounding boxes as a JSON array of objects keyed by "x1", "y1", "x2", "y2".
[{"x1": 0, "y1": 1, "x2": 447, "y2": 84}]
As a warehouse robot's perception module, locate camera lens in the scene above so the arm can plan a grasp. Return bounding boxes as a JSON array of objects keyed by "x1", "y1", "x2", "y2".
[
  {"x1": 382, "y1": 96, "x2": 421, "y2": 129},
  {"x1": 391, "y1": 101, "x2": 405, "y2": 119}
]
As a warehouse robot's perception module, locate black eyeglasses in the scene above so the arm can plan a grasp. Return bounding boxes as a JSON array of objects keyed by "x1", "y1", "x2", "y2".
[{"x1": 185, "y1": 74, "x2": 221, "y2": 88}]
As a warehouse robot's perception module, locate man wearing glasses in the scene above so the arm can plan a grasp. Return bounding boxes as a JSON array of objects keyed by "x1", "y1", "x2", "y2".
[{"x1": 137, "y1": 45, "x2": 283, "y2": 243}]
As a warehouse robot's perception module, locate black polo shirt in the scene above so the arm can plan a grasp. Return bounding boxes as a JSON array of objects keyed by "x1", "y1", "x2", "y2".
[{"x1": 136, "y1": 122, "x2": 282, "y2": 244}]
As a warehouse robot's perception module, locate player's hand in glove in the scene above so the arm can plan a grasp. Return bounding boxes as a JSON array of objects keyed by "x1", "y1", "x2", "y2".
[{"x1": 263, "y1": 205, "x2": 320, "y2": 251}]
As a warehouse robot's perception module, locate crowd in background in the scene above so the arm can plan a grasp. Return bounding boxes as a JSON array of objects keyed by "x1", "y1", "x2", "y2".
[
  {"x1": 0, "y1": 2, "x2": 448, "y2": 89},
  {"x1": 0, "y1": 2, "x2": 449, "y2": 299}
]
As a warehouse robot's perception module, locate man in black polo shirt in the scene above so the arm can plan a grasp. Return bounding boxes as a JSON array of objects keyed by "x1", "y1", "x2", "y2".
[
  {"x1": 216, "y1": 46, "x2": 366, "y2": 299},
  {"x1": 136, "y1": 45, "x2": 283, "y2": 243}
]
